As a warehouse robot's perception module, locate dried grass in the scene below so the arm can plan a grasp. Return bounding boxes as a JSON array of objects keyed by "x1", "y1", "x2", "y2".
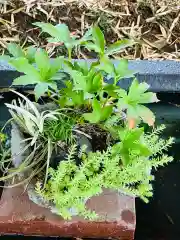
[{"x1": 0, "y1": 0, "x2": 179, "y2": 59}]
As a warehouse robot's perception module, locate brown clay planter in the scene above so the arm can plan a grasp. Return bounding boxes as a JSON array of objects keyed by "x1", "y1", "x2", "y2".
[{"x1": 0, "y1": 186, "x2": 135, "y2": 239}]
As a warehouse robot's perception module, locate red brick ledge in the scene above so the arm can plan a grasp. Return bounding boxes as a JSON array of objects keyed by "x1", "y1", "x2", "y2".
[{"x1": 0, "y1": 187, "x2": 136, "y2": 239}]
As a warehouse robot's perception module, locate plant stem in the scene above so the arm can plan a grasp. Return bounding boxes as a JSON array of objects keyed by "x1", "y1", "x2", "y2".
[
  {"x1": 103, "y1": 97, "x2": 114, "y2": 107},
  {"x1": 68, "y1": 48, "x2": 72, "y2": 61}
]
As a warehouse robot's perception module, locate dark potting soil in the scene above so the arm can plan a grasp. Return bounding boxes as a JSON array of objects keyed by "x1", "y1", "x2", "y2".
[
  {"x1": 1, "y1": 92, "x2": 180, "y2": 240},
  {"x1": 80, "y1": 124, "x2": 109, "y2": 152}
]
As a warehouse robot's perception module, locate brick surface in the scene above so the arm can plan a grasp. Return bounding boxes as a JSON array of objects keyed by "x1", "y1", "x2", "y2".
[{"x1": 0, "y1": 187, "x2": 135, "y2": 239}]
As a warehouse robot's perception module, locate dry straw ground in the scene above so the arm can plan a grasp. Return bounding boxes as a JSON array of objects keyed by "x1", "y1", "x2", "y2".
[{"x1": 0, "y1": 0, "x2": 179, "y2": 59}]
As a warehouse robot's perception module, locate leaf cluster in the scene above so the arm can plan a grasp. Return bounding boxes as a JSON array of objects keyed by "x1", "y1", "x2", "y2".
[
  {"x1": 1, "y1": 22, "x2": 158, "y2": 127},
  {"x1": 36, "y1": 125, "x2": 174, "y2": 219},
  {"x1": 0, "y1": 22, "x2": 174, "y2": 220},
  {"x1": 0, "y1": 91, "x2": 75, "y2": 186}
]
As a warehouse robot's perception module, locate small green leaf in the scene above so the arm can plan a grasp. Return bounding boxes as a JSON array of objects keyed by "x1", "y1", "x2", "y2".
[
  {"x1": 138, "y1": 92, "x2": 159, "y2": 104},
  {"x1": 115, "y1": 127, "x2": 152, "y2": 166},
  {"x1": 50, "y1": 72, "x2": 67, "y2": 81},
  {"x1": 55, "y1": 24, "x2": 71, "y2": 43},
  {"x1": 83, "y1": 99, "x2": 112, "y2": 123},
  {"x1": 101, "y1": 105, "x2": 113, "y2": 121},
  {"x1": 92, "y1": 26, "x2": 105, "y2": 54},
  {"x1": 71, "y1": 91, "x2": 84, "y2": 105},
  {"x1": 97, "y1": 56, "x2": 115, "y2": 75},
  {"x1": 106, "y1": 39, "x2": 134, "y2": 55},
  {"x1": 69, "y1": 70, "x2": 87, "y2": 91},
  {"x1": 48, "y1": 82, "x2": 57, "y2": 91},
  {"x1": 35, "y1": 49, "x2": 50, "y2": 79},
  {"x1": 92, "y1": 73, "x2": 102, "y2": 92},
  {"x1": 115, "y1": 59, "x2": 136, "y2": 79},
  {"x1": 33, "y1": 22, "x2": 61, "y2": 38},
  {"x1": 83, "y1": 113, "x2": 99, "y2": 124},
  {"x1": 9, "y1": 57, "x2": 40, "y2": 80},
  {"x1": 79, "y1": 61, "x2": 89, "y2": 75},
  {"x1": 133, "y1": 143, "x2": 151, "y2": 156},
  {"x1": 80, "y1": 27, "x2": 93, "y2": 42},
  {"x1": 116, "y1": 88, "x2": 127, "y2": 98},
  {"x1": 136, "y1": 105, "x2": 155, "y2": 126},
  {"x1": 84, "y1": 43, "x2": 101, "y2": 53},
  {"x1": 34, "y1": 22, "x2": 72, "y2": 47},
  {"x1": 128, "y1": 79, "x2": 159, "y2": 104},
  {"x1": 92, "y1": 98, "x2": 101, "y2": 113},
  {"x1": 128, "y1": 78, "x2": 139, "y2": 98},
  {"x1": 125, "y1": 106, "x2": 139, "y2": 129},
  {"x1": 34, "y1": 83, "x2": 49, "y2": 100},
  {"x1": 12, "y1": 75, "x2": 41, "y2": 86},
  {"x1": 0, "y1": 55, "x2": 11, "y2": 61},
  {"x1": 137, "y1": 82, "x2": 150, "y2": 94},
  {"x1": 83, "y1": 99, "x2": 101, "y2": 123},
  {"x1": 48, "y1": 57, "x2": 63, "y2": 79},
  {"x1": 74, "y1": 61, "x2": 89, "y2": 75},
  {"x1": 26, "y1": 46, "x2": 37, "y2": 63},
  {"x1": 123, "y1": 128, "x2": 144, "y2": 143},
  {"x1": 7, "y1": 43, "x2": 25, "y2": 58}
]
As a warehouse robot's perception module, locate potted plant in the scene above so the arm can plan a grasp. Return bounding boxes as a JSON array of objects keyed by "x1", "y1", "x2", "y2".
[{"x1": 0, "y1": 23, "x2": 174, "y2": 221}]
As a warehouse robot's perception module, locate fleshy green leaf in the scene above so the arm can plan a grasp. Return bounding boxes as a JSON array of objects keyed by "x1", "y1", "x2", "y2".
[
  {"x1": 126, "y1": 105, "x2": 138, "y2": 120},
  {"x1": 83, "y1": 99, "x2": 101, "y2": 123},
  {"x1": 128, "y1": 78, "x2": 139, "y2": 98},
  {"x1": 49, "y1": 57, "x2": 63, "y2": 77},
  {"x1": 26, "y1": 46, "x2": 37, "y2": 63},
  {"x1": 34, "y1": 83, "x2": 49, "y2": 100},
  {"x1": 34, "y1": 22, "x2": 72, "y2": 47},
  {"x1": 84, "y1": 43, "x2": 101, "y2": 53},
  {"x1": 128, "y1": 79, "x2": 159, "y2": 104},
  {"x1": 92, "y1": 26, "x2": 105, "y2": 54},
  {"x1": 136, "y1": 82, "x2": 150, "y2": 94},
  {"x1": 100, "y1": 105, "x2": 113, "y2": 121},
  {"x1": 83, "y1": 98, "x2": 112, "y2": 123},
  {"x1": 97, "y1": 56, "x2": 115, "y2": 75},
  {"x1": 69, "y1": 70, "x2": 87, "y2": 91},
  {"x1": 9, "y1": 57, "x2": 40, "y2": 80},
  {"x1": 106, "y1": 39, "x2": 135, "y2": 55},
  {"x1": 138, "y1": 92, "x2": 159, "y2": 104},
  {"x1": 0, "y1": 55, "x2": 11, "y2": 61},
  {"x1": 115, "y1": 59, "x2": 136, "y2": 79},
  {"x1": 92, "y1": 73, "x2": 102, "y2": 92},
  {"x1": 33, "y1": 22, "x2": 62, "y2": 39},
  {"x1": 114, "y1": 127, "x2": 152, "y2": 165},
  {"x1": 121, "y1": 127, "x2": 144, "y2": 143},
  {"x1": 12, "y1": 75, "x2": 41, "y2": 86},
  {"x1": 136, "y1": 105, "x2": 155, "y2": 126},
  {"x1": 74, "y1": 61, "x2": 89, "y2": 75},
  {"x1": 7, "y1": 43, "x2": 25, "y2": 58},
  {"x1": 71, "y1": 91, "x2": 84, "y2": 105},
  {"x1": 80, "y1": 27, "x2": 93, "y2": 43},
  {"x1": 48, "y1": 82, "x2": 57, "y2": 91},
  {"x1": 116, "y1": 88, "x2": 127, "y2": 98},
  {"x1": 133, "y1": 143, "x2": 151, "y2": 156},
  {"x1": 35, "y1": 49, "x2": 50, "y2": 79},
  {"x1": 55, "y1": 24, "x2": 71, "y2": 43}
]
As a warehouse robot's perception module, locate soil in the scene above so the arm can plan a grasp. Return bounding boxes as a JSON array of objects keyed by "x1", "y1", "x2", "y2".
[{"x1": 79, "y1": 124, "x2": 110, "y2": 152}]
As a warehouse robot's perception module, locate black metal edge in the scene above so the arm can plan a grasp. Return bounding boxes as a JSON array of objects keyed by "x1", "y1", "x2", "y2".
[{"x1": 0, "y1": 60, "x2": 180, "y2": 92}]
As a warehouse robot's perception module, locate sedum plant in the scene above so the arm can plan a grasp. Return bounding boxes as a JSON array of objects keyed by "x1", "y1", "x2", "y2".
[
  {"x1": 36, "y1": 126, "x2": 173, "y2": 219},
  {"x1": 0, "y1": 22, "x2": 174, "y2": 219}
]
